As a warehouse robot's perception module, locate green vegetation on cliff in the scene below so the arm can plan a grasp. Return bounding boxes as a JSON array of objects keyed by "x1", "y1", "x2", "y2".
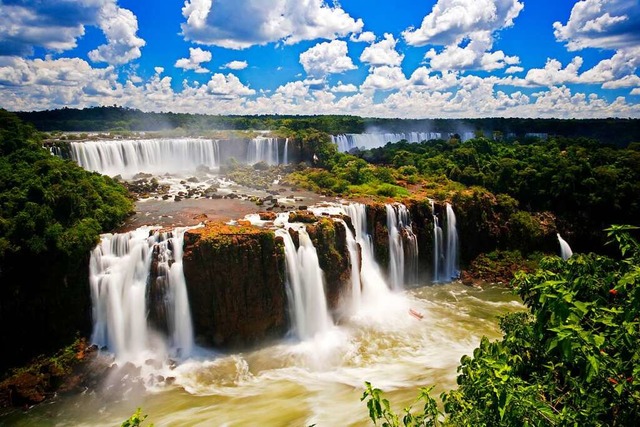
[
  {"x1": 363, "y1": 226, "x2": 640, "y2": 426},
  {"x1": 0, "y1": 110, "x2": 133, "y2": 371}
]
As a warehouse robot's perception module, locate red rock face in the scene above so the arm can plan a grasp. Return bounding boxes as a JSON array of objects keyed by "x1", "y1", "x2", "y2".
[{"x1": 183, "y1": 224, "x2": 288, "y2": 348}]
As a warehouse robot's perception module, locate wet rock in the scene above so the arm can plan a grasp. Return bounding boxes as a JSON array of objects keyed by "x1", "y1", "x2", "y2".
[
  {"x1": 187, "y1": 176, "x2": 199, "y2": 183},
  {"x1": 174, "y1": 196, "x2": 182, "y2": 202}
]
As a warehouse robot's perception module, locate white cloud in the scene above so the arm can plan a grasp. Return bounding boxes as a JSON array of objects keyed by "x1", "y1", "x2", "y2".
[
  {"x1": 553, "y1": 0, "x2": 640, "y2": 51},
  {"x1": 402, "y1": 0, "x2": 523, "y2": 71},
  {"x1": 361, "y1": 66, "x2": 408, "y2": 92},
  {"x1": 331, "y1": 82, "x2": 358, "y2": 93},
  {"x1": 0, "y1": 0, "x2": 104, "y2": 56},
  {"x1": 631, "y1": 88, "x2": 640, "y2": 95},
  {"x1": 580, "y1": 47, "x2": 640, "y2": 83},
  {"x1": 360, "y1": 33, "x2": 404, "y2": 67},
  {"x1": 505, "y1": 66, "x2": 524, "y2": 74},
  {"x1": 350, "y1": 31, "x2": 376, "y2": 43},
  {"x1": 299, "y1": 40, "x2": 356, "y2": 77},
  {"x1": 524, "y1": 57, "x2": 583, "y2": 86},
  {"x1": 403, "y1": 0, "x2": 523, "y2": 46},
  {"x1": 205, "y1": 73, "x2": 255, "y2": 97},
  {"x1": 175, "y1": 47, "x2": 212, "y2": 73},
  {"x1": 408, "y1": 67, "x2": 459, "y2": 91},
  {"x1": 88, "y1": 2, "x2": 146, "y2": 65},
  {"x1": 601, "y1": 74, "x2": 640, "y2": 89},
  {"x1": 275, "y1": 81, "x2": 310, "y2": 99},
  {"x1": 181, "y1": 0, "x2": 363, "y2": 49},
  {"x1": 221, "y1": 60, "x2": 248, "y2": 70}
]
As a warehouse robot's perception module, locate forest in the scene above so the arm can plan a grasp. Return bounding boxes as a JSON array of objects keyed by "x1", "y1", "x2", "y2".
[
  {"x1": 1, "y1": 109, "x2": 640, "y2": 424},
  {"x1": 16, "y1": 106, "x2": 640, "y2": 147}
]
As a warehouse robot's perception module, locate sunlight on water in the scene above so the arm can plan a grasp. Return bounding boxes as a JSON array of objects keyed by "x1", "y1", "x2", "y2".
[{"x1": 10, "y1": 283, "x2": 524, "y2": 427}]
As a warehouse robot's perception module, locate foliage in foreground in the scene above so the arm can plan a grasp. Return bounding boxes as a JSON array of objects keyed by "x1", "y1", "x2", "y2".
[
  {"x1": 364, "y1": 225, "x2": 640, "y2": 426},
  {"x1": 121, "y1": 408, "x2": 152, "y2": 427}
]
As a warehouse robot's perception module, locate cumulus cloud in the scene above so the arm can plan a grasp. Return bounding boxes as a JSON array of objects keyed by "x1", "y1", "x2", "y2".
[
  {"x1": 524, "y1": 57, "x2": 583, "y2": 86},
  {"x1": 402, "y1": 0, "x2": 523, "y2": 71},
  {"x1": 299, "y1": 40, "x2": 356, "y2": 77},
  {"x1": 361, "y1": 66, "x2": 408, "y2": 91},
  {"x1": 205, "y1": 73, "x2": 255, "y2": 97},
  {"x1": 221, "y1": 60, "x2": 248, "y2": 70},
  {"x1": 0, "y1": 1, "x2": 145, "y2": 66},
  {"x1": 175, "y1": 47, "x2": 212, "y2": 73},
  {"x1": 0, "y1": 0, "x2": 104, "y2": 56},
  {"x1": 505, "y1": 66, "x2": 524, "y2": 74},
  {"x1": 88, "y1": 2, "x2": 146, "y2": 65},
  {"x1": 350, "y1": 31, "x2": 376, "y2": 43},
  {"x1": 360, "y1": 33, "x2": 404, "y2": 67},
  {"x1": 331, "y1": 81, "x2": 359, "y2": 93},
  {"x1": 181, "y1": 0, "x2": 363, "y2": 49},
  {"x1": 631, "y1": 88, "x2": 640, "y2": 95},
  {"x1": 553, "y1": 0, "x2": 640, "y2": 51}
]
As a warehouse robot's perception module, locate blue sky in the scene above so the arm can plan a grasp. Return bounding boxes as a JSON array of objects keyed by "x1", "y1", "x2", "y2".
[{"x1": 0, "y1": 0, "x2": 639, "y2": 118}]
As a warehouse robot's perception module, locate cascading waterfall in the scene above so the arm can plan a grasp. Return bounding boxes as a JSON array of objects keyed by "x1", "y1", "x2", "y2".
[
  {"x1": 247, "y1": 137, "x2": 280, "y2": 165},
  {"x1": 341, "y1": 203, "x2": 392, "y2": 305},
  {"x1": 331, "y1": 133, "x2": 443, "y2": 152},
  {"x1": 557, "y1": 233, "x2": 573, "y2": 260},
  {"x1": 444, "y1": 203, "x2": 459, "y2": 280},
  {"x1": 89, "y1": 226, "x2": 194, "y2": 360},
  {"x1": 275, "y1": 225, "x2": 333, "y2": 340},
  {"x1": 70, "y1": 138, "x2": 220, "y2": 177}
]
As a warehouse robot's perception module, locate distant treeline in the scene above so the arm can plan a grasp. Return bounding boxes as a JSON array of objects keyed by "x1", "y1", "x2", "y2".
[{"x1": 16, "y1": 106, "x2": 640, "y2": 146}]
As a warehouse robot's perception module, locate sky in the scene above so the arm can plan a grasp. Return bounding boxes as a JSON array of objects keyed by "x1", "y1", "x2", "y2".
[{"x1": 0, "y1": 0, "x2": 639, "y2": 118}]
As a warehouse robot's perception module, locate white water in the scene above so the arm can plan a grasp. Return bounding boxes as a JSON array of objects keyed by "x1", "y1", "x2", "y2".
[
  {"x1": 557, "y1": 233, "x2": 573, "y2": 260},
  {"x1": 339, "y1": 219, "x2": 363, "y2": 313},
  {"x1": 283, "y1": 137, "x2": 289, "y2": 165},
  {"x1": 276, "y1": 226, "x2": 333, "y2": 340},
  {"x1": 70, "y1": 138, "x2": 220, "y2": 177},
  {"x1": 14, "y1": 283, "x2": 524, "y2": 427},
  {"x1": 247, "y1": 137, "x2": 280, "y2": 165},
  {"x1": 89, "y1": 226, "x2": 194, "y2": 362}
]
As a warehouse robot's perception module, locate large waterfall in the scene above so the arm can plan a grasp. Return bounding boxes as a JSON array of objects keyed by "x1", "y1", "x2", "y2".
[
  {"x1": 70, "y1": 138, "x2": 220, "y2": 177},
  {"x1": 247, "y1": 137, "x2": 280, "y2": 166},
  {"x1": 275, "y1": 222, "x2": 333, "y2": 340},
  {"x1": 432, "y1": 202, "x2": 459, "y2": 283},
  {"x1": 557, "y1": 233, "x2": 573, "y2": 260},
  {"x1": 89, "y1": 226, "x2": 194, "y2": 361}
]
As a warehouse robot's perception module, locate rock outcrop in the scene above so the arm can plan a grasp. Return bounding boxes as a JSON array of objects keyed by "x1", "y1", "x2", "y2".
[{"x1": 183, "y1": 223, "x2": 287, "y2": 348}]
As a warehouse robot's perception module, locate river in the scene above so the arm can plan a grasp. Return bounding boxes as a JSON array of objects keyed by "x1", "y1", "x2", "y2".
[{"x1": 6, "y1": 283, "x2": 523, "y2": 426}]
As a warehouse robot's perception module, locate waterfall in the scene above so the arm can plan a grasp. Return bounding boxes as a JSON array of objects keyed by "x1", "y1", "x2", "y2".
[
  {"x1": 444, "y1": 203, "x2": 459, "y2": 280},
  {"x1": 276, "y1": 227, "x2": 332, "y2": 340},
  {"x1": 283, "y1": 138, "x2": 289, "y2": 165},
  {"x1": 384, "y1": 204, "x2": 419, "y2": 289},
  {"x1": 331, "y1": 132, "x2": 443, "y2": 152},
  {"x1": 431, "y1": 202, "x2": 459, "y2": 283},
  {"x1": 69, "y1": 138, "x2": 220, "y2": 177},
  {"x1": 89, "y1": 226, "x2": 194, "y2": 360},
  {"x1": 431, "y1": 200, "x2": 442, "y2": 282},
  {"x1": 557, "y1": 233, "x2": 573, "y2": 260},
  {"x1": 247, "y1": 137, "x2": 280, "y2": 165},
  {"x1": 386, "y1": 204, "x2": 405, "y2": 291},
  {"x1": 341, "y1": 203, "x2": 392, "y2": 305}
]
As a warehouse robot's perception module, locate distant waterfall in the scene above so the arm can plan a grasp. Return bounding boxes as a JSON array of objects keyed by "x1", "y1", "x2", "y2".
[
  {"x1": 432, "y1": 202, "x2": 459, "y2": 283},
  {"x1": 342, "y1": 204, "x2": 392, "y2": 304},
  {"x1": 70, "y1": 138, "x2": 220, "y2": 177},
  {"x1": 276, "y1": 227, "x2": 333, "y2": 340},
  {"x1": 247, "y1": 137, "x2": 280, "y2": 165},
  {"x1": 89, "y1": 227, "x2": 194, "y2": 360},
  {"x1": 385, "y1": 204, "x2": 419, "y2": 289},
  {"x1": 331, "y1": 132, "x2": 443, "y2": 152},
  {"x1": 557, "y1": 233, "x2": 573, "y2": 260}
]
